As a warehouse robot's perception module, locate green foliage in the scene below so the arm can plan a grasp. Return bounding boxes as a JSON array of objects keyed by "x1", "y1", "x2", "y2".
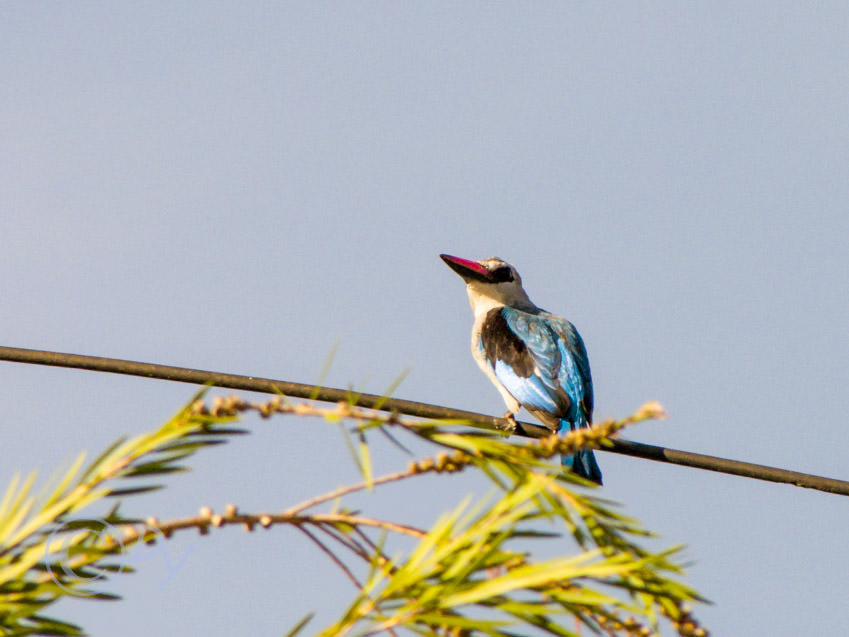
[
  {"x1": 0, "y1": 391, "x2": 244, "y2": 635},
  {"x1": 314, "y1": 405, "x2": 707, "y2": 636},
  {"x1": 0, "y1": 391, "x2": 708, "y2": 636}
]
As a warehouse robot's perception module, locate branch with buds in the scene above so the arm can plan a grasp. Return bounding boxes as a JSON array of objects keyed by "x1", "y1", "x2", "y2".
[{"x1": 0, "y1": 389, "x2": 706, "y2": 637}]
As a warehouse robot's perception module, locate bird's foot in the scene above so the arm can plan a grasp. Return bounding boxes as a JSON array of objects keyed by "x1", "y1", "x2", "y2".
[{"x1": 502, "y1": 411, "x2": 518, "y2": 433}]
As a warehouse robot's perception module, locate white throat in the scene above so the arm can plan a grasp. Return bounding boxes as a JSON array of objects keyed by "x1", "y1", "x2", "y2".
[{"x1": 465, "y1": 281, "x2": 537, "y2": 318}]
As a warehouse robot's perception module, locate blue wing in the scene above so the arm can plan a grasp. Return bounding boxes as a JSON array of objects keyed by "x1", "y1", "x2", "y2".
[
  {"x1": 479, "y1": 306, "x2": 592, "y2": 425},
  {"x1": 478, "y1": 306, "x2": 601, "y2": 483}
]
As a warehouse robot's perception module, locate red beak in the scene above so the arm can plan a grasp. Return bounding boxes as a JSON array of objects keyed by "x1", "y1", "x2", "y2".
[{"x1": 440, "y1": 254, "x2": 494, "y2": 283}]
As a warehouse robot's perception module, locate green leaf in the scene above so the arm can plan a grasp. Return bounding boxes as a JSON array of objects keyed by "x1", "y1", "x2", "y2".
[
  {"x1": 106, "y1": 485, "x2": 164, "y2": 497},
  {"x1": 359, "y1": 435, "x2": 373, "y2": 490},
  {"x1": 283, "y1": 611, "x2": 314, "y2": 637},
  {"x1": 310, "y1": 343, "x2": 339, "y2": 400},
  {"x1": 372, "y1": 368, "x2": 411, "y2": 411}
]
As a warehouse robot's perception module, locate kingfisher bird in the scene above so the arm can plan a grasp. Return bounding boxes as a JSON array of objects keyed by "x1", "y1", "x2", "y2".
[{"x1": 440, "y1": 254, "x2": 602, "y2": 484}]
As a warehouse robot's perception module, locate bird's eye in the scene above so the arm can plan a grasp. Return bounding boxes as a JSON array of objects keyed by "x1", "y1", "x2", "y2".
[{"x1": 491, "y1": 266, "x2": 514, "y2": 283}]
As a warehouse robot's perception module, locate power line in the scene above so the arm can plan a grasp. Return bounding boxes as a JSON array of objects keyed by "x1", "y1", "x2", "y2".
[{"x1": 1, "y1": 345, "x2": 848, "y2": 497}]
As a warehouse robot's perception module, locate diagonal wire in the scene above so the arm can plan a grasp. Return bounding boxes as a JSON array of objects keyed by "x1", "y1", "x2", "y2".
[{"x1": 1, "y1": 345, "x2": 848, "y2": 497}]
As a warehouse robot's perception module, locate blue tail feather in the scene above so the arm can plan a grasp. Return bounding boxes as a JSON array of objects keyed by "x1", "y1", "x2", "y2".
[
  {"x1": 558, "y1": 419, "x2": 603, "y2": 485},
  {"x1": 563, "y1": 448, "x2": 603, "y2": 485}
]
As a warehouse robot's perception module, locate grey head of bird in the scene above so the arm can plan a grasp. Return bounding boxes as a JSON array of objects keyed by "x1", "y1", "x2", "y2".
[{"x1": 440, "y1": 254, "x2": 537, "y2": 315}]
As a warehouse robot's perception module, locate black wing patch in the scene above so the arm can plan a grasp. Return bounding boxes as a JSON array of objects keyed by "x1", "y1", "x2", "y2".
[{"x1": 480, "y1": 308, "x2": 535, "y2": 378}]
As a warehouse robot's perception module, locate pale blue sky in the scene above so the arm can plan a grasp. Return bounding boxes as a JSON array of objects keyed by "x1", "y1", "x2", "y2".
[{"x1": 2, "y1": 3, "x2": 848, "y2": 635}]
